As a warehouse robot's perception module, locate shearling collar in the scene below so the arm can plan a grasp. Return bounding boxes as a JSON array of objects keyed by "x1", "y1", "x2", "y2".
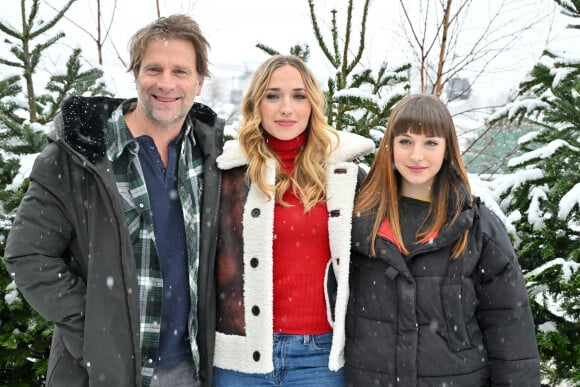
[
  {"x1": 52, "y1": 96, "x2": 219, "y2": 164},
  {"x1": 217, "y1": 131, "x2": 375, "y2": 170}
]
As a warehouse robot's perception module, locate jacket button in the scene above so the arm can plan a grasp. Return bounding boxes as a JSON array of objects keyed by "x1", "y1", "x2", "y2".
[
  {"x1": 251, "y1": 208, "x2": 261, "y2": 217},
  {"x1": 250, "y1": 257, "x2": 259, "y2": 268},
  {"x1": 252, "y1": 305, "x2": 260, "y2": 316},
  {"x1": 253, "y1": 351, "x2": 261, "y2": 361}
]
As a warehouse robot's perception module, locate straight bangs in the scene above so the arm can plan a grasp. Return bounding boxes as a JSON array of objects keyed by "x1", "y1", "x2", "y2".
[{"x1": 391, "y1": 99, "x2": 447, "y2": 138}]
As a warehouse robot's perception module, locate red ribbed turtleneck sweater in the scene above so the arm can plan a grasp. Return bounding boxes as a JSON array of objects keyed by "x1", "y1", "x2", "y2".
[{"x1": 267, "y1": 132, "x2": 332, "y2": 334}]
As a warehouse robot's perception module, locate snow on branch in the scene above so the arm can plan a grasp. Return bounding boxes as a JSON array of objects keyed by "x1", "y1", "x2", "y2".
[
  {"x1": 487, "y1": 99, "x2": 549, "y2": 123},
  {"x1": 558, "y1": 183, "x2": 580, "y2": 220},
  {"x1": 526, "y1": 257, "x2": 580, "y2": 323},
  {"x1": 508, "y1": 139, "x2": 578, "y2": 167},
  {"x1": 333, "y1": 88, "x2": 378, "y2": 104},
  {"x1": 527, "y1": 185, "x2": 549, "y2": 230}
]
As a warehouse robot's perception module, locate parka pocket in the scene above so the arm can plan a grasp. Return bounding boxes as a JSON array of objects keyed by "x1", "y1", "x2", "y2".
[
  {"x1": 441, "y1": 284, "x2": 472, "y2": 352},
  {"x1": 46, "y1": 334, "x2": 88, "y2": 386}
]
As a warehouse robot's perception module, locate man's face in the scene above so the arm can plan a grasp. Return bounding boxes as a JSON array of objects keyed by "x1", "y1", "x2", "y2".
[{"x1": 134, "y1": 38, "x2": 204, "y2": 129}]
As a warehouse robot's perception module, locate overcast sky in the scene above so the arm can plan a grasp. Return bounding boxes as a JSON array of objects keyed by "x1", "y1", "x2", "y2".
[{"x1": 1, "y1": 0, "x2": 576, "y2": 102}]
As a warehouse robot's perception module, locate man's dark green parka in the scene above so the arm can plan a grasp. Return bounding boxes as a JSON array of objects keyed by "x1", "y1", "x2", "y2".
[{"x1": 4, "y1": 96, "x2": 224, "y2": 386}]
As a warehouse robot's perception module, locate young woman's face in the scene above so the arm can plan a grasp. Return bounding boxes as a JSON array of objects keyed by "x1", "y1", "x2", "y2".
[
  {"x1": 393, "y1": 131, "x2": 446, "y2": 200},
  {"x1": 259, "y1": 65, "x2": 312, "y2": 141}
]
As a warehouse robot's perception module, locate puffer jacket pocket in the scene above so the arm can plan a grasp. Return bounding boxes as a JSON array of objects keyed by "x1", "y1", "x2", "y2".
[
  {"x1": 441, "y1": 284, "x2": 473, "y2": 352},
  {"x1": 345, "y1": 314, "x2": 397, "y2": 375}
]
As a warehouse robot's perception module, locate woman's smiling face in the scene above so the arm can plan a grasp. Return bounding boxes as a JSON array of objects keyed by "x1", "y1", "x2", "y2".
[
  {"x1": 259, "y1": 65, "x2": 312, "y2": 141},
  {"x1": 393, "y1": 131, "x2": 446, "y2": 199}
]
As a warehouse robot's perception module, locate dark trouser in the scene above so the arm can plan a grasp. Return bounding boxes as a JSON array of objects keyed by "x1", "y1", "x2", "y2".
[{"x1": 150, "y1": 357, "x2": 199, "y2": 387}]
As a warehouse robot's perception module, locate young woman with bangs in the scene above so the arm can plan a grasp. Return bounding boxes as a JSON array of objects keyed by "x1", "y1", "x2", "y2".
[{"x1": 345, "y1": 94, "x2": 540, "y2": 386}]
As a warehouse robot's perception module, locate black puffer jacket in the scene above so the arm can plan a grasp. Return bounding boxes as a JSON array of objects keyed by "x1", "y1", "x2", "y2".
[
  {"x1": 4, "y1": 96, "x2": 224, "y2": 386},
  {"x1": 345, "y1": 197, "x2": 540, "y2": 387}
]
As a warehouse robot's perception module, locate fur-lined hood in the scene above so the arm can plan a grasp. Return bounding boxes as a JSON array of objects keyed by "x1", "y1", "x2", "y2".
[{"x1": 51, "y1": 96, "x2": 220, "y2": 164}]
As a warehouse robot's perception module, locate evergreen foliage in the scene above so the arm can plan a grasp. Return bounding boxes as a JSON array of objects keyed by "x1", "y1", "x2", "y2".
[
  {"x1": 0, "y1": 0, "x2": 78, "y2": 123},
  {"x1": 493, "y1": 1, "x2": 580, "y2": 383},
  {"x1": 39, "y1": 47, "x2": 111, "y2": 124},
  {"x1": 0, "y1": 1, "x2": 111, "y2": 384},
  {"x1": 0, "y1": 180, "x2": 52, "y2": 387},
  {"x1": 0, "y1": 76, "x2": 22, "y2": 125},
  {"x1": 306, "y1": 0, "x2": 410, "y2": 145},
  {"x1": 256, "y1": 42, "x2": 311, "y2": 63}
]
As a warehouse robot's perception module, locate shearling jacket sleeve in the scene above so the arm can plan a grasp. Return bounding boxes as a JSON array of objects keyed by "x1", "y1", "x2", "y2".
[
  {"x1": 473, "y1": 206, "x2": 540, "y2": 386},
  {"x1": 4, "y1": 144, "x2": 86, "y2": 362}
]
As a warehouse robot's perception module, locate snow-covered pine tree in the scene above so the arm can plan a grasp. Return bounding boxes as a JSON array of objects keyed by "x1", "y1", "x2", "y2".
[
  {"x1": 0, "y1": 77, "x2": 53, "y2": 386},
  {"x1": 328, "y1": 63, "x2": 410, "y2": 145},
  {"x1": 491, "y1": 1, "x2": 580, "y2": 383},
  {"x1": 0, "y1": 1, "x2": 111, "y2": 384},
  {"x1": 306, "y1": 0, "x2": 410, "y2": 150}
]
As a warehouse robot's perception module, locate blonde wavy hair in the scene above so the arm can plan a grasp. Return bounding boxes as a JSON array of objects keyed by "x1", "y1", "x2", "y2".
[
  {"x1": 355, "y1": 94, "x2": 472, "y2": 259},
  {"x1": 237, "y1": 55, "x2": 339, "y2": 212}
]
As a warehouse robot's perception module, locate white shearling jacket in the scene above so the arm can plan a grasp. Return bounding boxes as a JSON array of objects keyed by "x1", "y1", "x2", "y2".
[{"x1": 213, "y1": 131, "x2": 374, "y2": 373}]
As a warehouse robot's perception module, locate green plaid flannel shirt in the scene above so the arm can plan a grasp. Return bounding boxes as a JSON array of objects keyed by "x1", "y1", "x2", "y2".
[{"x1": 105, "y1": 100, "x2": 203, "y2": 386}]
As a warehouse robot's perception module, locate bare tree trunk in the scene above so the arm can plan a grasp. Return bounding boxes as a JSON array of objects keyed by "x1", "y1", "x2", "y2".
[
  {"x1": 156, "y1": 0, "x2": 161, "y2": 18},
  {"x1": 420, "y1": 57, "x2": 426, "y2": 93},
  {"x1": 97, "y1": 0, "x2": 103, "y2": 64},
  {"x1": 435, "y1": 0, "x2": 452, "y2": 96},
  {"x1": 20, "y1": 0, "x2": 36, "y2": 122}
]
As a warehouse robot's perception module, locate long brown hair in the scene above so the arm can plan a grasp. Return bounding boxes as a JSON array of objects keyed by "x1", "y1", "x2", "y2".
[
  {"x1": 237, "y1": 55, "x2": 339, "y2": 211},
  {"x1": 354, "y1": 94, "x2": 472, "y2": 258}
]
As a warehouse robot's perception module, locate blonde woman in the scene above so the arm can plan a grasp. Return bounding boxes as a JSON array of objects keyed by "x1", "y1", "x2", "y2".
[
  {"x1": 345, "y1": 94, "x2": 540, "y2": 386},
  {"x1": 212, "y1": 55, "x2": 374, "y2": 386}
]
